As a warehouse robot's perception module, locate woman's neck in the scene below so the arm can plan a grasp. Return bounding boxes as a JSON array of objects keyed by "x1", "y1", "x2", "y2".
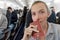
[{"x1": 40, "y1": 21, "x2": 48, "y2": 34}]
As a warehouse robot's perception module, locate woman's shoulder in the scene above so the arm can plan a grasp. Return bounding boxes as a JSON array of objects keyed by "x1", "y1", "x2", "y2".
[
  {"x1": 2, "y1": 14, "x2": 7, "y2": 20},
  {"x1": 49, "y1": 22, "x2": 60, "y2": 31}
]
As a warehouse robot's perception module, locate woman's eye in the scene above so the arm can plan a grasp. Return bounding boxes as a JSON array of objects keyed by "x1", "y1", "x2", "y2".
[
  {"x1": 39, "y1": 11, "x2": 45, "y2": 14},
  {"x1": 41, "y1": 11, "x2": 45, "y2": 13},
  {"x1": 32, "y1": 12, "x2": 36, "y2": 15}
]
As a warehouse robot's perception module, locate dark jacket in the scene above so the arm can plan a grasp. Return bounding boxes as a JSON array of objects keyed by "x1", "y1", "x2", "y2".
[
  {"x1": 11, "y1": 10, "x2": 18, "y2": 24},
  {"x1": 6, "y1": 10, "x2": 17, "y2": 25},
  {"x1": 47, "y1": 10, "x2": 56, "y2": 23}
]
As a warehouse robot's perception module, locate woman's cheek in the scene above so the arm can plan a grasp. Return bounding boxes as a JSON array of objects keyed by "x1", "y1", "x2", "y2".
[
  {"x1": 43, "y1": 16, "x2": 48, "y2": 21},
  {"x1": 32, "y1": 16, "x2": 38, "y2": 22}
]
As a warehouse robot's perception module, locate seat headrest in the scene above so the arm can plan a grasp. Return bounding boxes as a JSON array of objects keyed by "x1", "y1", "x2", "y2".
[{"x1": 25, "y1": 10, "x2": 33, "y2": 28}]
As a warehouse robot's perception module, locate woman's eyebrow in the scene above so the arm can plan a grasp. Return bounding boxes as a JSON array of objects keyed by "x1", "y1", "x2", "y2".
[
  {"x1": 38, "y1": 9, "x2": 44, "y2": 12},
  {"x1": 40, "y1": 9, "x2": 44, "y2": 11}
]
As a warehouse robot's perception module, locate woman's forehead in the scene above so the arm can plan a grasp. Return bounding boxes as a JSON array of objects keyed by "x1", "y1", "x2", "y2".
[{"x1": 31, "y1": 3, "x2": 47, "y2": 12}]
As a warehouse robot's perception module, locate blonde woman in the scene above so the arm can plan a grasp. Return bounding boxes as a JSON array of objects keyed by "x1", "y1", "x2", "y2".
[{"x1": 22, "y1": 1, "x2": 60, "y2": 40}]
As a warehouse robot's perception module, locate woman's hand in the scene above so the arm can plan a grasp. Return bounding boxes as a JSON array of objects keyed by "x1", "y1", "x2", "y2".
[{"x1": 22, "y1": 24, "x2": 39, "y2": 40}]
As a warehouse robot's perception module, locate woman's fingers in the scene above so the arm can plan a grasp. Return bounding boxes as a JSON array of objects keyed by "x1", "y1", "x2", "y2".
[
  {"x1": 31, "y1": 28, "x2": 39, "y2": 33},
  {"x1": 29, "y1": 24, "x2": 37, "y2": 29},
  {"x1": 29, "y1": 25, "x2": 39, "y2": 32},
  {"x1": 24, "y1": 28, "x2": 32, "y2": 36},
  {"x1": 24, "y1": 25, "x2": 39, "y2": 37}
]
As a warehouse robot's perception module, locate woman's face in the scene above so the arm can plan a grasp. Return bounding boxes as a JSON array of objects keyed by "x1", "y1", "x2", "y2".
[{"x1": 31, "y1": 3, "x2": 50, "y2": 22}]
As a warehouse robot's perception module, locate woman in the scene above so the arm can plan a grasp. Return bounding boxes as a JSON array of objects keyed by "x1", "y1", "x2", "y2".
[
  {"x1": 22, "y1": 1, "x2": 60, "y2": 40},
  {"x1": 0, "y1": 9, "x2": 8, "y2": 39}
]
